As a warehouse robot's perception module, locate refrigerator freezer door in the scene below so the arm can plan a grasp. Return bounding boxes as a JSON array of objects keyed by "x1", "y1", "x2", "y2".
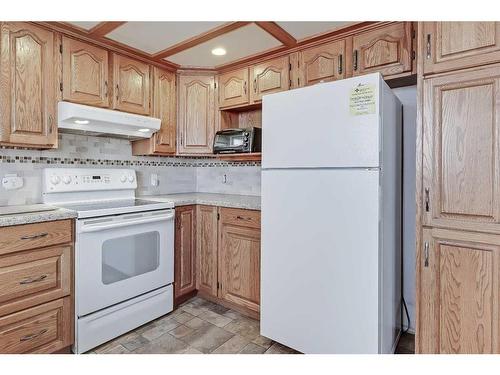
[
  {"x1": 262, "y1": 74, "x2": 381, "y2": 169},
  {"x1": 261, "y1": 168, "x2": 380, "y2": 353}
]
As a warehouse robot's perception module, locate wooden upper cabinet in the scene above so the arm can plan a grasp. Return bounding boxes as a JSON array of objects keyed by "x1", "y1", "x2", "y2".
[
  {"x1": 352, "y1": 22, "x2": 412, "y2": 78},
  {"x1": 152, "y1": 67, "x2": 176, "y2": 153},
  {"x1": 250, "y1": 56, "x2": 289, "y2": 102},
  {"x1": 0, "y1": 22, "x2": 58, "y2": 148},
  {"x1": 423, "y1": 22, "x2": 500, "y2": 74},
  {"x1": 218, "y1": 68, "x2": 249, "y2": 108},
  {"x1": 219, "y1": 208, "x2": 261, "y2": 313},
  {"x1": 418, "y1": 228, "x2": 500, "y2": 353},
  {"x1": 174, "y1": 206, "x2": 196, "y2": 301},
  {"x1": 298, "y1": 39, "x2": 345, "y2": 87},
  {"x1": 196, "y1": 205, "x2": 219, "y2": 298},
  {"x1": 177, "y1": 74, "x2": 216, "y2": 154},
  {"x1": 62, "y1": 37, "x2": 109, "y2": 107},
  {"x1": 422, "y1": 65, "x2": 500, "y2": 234},
  {"x1": 112, "y1": 54, "x2": 151, "y2": 115}
]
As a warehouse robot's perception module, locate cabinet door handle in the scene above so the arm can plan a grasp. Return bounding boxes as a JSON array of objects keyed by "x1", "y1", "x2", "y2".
[
  {"x1": 20, "y1": 329, "x2": 48, "y2": 342},
  {"x1": 20, "y1": 232, "x2": 48, "y2": 240},
  {"x1": 243, "y1": 81, "x2": 247, "y2": 94},
  {"x1": 338, "y1": 54, "x2": 343, "y2": 75},
  {"x1": 20, "y1": 274, "x2": 48, "y2": 285},
  {"x1": 353, "y1": 50, "x2": 358, "y2": 71},
  {"x1": 424, "y1": 188, "x2": 430, "y2": 212},
  {"x1": 426, "y1": 34, "x2": 431, "y2": 59},
  {"x1": 116, "y1": 84, "x2": 119, "y2": 101},
  {"x1": 254, "y1": 78, "x2": 257, "y2": 93},
  {"x1": 424, "y1": 242, "x2": 429, "y2": 267},
  {"x1": 104, "y1": 81, "x2": 108, "y2": 97},
  {"x1": 236, "y1": 215, "x2": 251, "y2": 221},
  {"x1": 180, "y1": 132, "x2": 183, "y2": 146}
]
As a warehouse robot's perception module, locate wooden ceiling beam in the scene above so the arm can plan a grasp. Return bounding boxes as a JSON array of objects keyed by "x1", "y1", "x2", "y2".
[
  {"x1": 255, "y1": 22, "x2": 296, "y2": 47},
  {"x1": 88, "y1": 21, "x2": 127, "y2": 37},
  {"x1": 153, "y1": 21, "x2": 251, "y2": 59}
]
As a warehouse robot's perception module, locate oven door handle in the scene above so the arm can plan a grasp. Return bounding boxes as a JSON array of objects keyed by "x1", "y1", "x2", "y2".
[{"x1": 80, "y1": 212, "x2": 174, "y2": 233}]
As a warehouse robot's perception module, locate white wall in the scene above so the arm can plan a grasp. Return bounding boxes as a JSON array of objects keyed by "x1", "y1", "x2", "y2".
[{"x1": 392, "y1": 85, "x2": 417, "y2": 332}]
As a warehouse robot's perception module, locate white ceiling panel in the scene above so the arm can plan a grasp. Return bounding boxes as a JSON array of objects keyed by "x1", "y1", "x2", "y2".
[
  {"x1": 167, "y1": 23, "x2": 281, "y2": 68},
  {"x1": 67, "y1": 21, "x2": 102, "y2": 30},
  {"x1": 277, "y1": 22, "x2": 353, "y2": 40},
  {"x1": 106, "y1": 21, "x2": 225, "y2": 54}
]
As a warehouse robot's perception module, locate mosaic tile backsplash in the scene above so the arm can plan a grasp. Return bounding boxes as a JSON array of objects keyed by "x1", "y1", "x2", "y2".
[{"x1": 0, "y1": 134, "x2": 261, "y2": 206}]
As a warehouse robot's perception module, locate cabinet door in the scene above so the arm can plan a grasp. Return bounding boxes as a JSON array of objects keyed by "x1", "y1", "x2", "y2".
[
  {"x1": 174, "y1": 206, "x2": 196, "y2": 300},
  {"x1": 62, "y1": 37, "x2": 109, "y2": 107},
  {"x1": 0, "y1": 22, "x2": 57, "y2": 147},
  {"x1": 422, "y1": 65, "x2": 500, "y2": 234},
  {"x1": 352, "y1": 22, "x2": 412, "y2": 78},
  {"x1": 417, "y1": 228, "x2": 500, "y2": 353},
  {"x1": 423, "y1": 22, "x2": 500, "y2": 74},
  {"x1": 298, "y1": 39, "x2": 345, "y2": 86},
  {"x1": 112, "y1": 54, "x2": 151, "y2": 115},
  {"x1": 152, "y1": 67, "x2": 176, "y2": 153},
  {"x1": 218, "y1": 68, "x2": 249, "y2": 108},
  {"x1": 196, "y1": 205, "x2": 218, "y2": 297},
  {"x1": 177, "y1": 74, "x2": 216, "y2": 154},
  {"x1": 250, "y1": 56, "x2": 289, "y2": 103},
  {"x1": 219, "y1": 209, "x2": 260, "y2": 313}
]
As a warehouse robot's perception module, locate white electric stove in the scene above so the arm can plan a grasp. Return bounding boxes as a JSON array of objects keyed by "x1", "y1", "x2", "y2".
[{"x1": 42, "y1": 168, "x2": 175, "y2": 354}]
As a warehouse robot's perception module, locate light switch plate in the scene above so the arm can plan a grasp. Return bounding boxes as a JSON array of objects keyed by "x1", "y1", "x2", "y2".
[{"x1": 2, "y1": 174, "x2": 23, "y2": 190}]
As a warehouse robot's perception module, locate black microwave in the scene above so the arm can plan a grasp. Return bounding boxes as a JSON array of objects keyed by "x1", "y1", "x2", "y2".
[{"x1": 213, "y1": 127, "x2": 262, "y2": 154}]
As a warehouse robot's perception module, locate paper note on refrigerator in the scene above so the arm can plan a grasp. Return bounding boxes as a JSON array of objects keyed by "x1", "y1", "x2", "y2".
[{"x1": 349, "y1": 84, "x2": 376, "y2": 116}]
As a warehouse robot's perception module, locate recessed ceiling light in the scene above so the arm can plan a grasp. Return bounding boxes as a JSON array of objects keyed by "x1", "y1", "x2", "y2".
[
  {"x1": 74, "y1": 119, "x2": 89, "y2": 125},
  {"x1": 138, "y1": 128, "x2": 151, "y2": 133},
  {"x1": 211, "y1": 47, "x2": 227, "y2": 56}
]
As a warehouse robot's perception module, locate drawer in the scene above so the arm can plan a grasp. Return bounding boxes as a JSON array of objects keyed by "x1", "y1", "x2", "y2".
[
  {"x1": 0, "y1": 297, "x2": 72, "y2": 353},
  {"x1": 220, "y1": 207, "x2": 261, "y2": 229},
  {"x1": 0, "y1": 220, "x2": 72, "y2": 256},
  {"x1": 0, "y1": 245, "x2": 72, "y2": 317}
]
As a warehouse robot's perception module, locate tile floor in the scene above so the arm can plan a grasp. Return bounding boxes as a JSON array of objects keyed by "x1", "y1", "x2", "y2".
[
  {"x1": 88, "y1": 296, "x2": 298, "y2": 354},
  {"x1": 88, "y1": 295, "x2": 415, "y2": 355}
]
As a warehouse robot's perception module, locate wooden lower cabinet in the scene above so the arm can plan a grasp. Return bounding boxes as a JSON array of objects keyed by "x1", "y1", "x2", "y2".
[
  {"x1": 0, "y1": 297, "x2": 72, "y2": 354},
  {"x1": 196, "y1": 205, "x2": 218, "y2": 297},
  {"x1": 174, "y1": 205, "x2": 261, "y2": 316},
  {"x1": 219, "y1": 208, "x2": 261, "y2": 313},
  {"x1": 174, "y1": 206, "x2": 197, "y2": 302},
  {"x1": 0, "y1": 220, "x2": 74, "y2": 354},
  {"x1": 417, "y1": 227, "x2": 500, "y2": 353}
]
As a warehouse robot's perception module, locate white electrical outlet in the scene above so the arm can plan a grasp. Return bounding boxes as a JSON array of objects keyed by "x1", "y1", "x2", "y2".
[
  {"x1": 2, "y1": 174, "x2": 23, "y2": 190},
  {"x1": 150, "y1": 173, "x2": 159, "y2": 187}
]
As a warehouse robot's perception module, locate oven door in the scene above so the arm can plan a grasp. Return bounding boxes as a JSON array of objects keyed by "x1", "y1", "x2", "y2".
[{"x1": 75, "y1": 209, "x2": 174, "y2": 317}]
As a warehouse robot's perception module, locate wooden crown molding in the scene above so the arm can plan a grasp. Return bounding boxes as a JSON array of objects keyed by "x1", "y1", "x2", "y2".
[
  {"x1": 88, "y1": 21, "x2": 126, "y2": 37},
  {"x1": 32, "y1": 21, "x2": 398, "y2": 75},
  {"x1": 255, "y1": 22, "x2": 296, "y2": 47},
  {"x1": 153, "y1": 21, "x2": 251, "y2": 59}
]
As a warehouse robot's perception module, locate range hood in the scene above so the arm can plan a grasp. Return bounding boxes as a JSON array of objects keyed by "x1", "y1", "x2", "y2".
[{"x1": 58, "y1": 102, "x2": 161, "y2": 139}]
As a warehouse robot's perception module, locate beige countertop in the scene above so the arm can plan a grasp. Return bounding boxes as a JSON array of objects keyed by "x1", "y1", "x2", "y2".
[
  {"x1": 0, "y1": 207, "x2": 77, "y2": 227},
  {"x1": 140, "y1": 193, "x2": 261, "y2": 211}
]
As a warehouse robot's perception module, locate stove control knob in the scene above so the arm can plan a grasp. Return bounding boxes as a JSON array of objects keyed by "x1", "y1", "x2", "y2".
[
  {"x1": 50, "y1": 175, "x2": 61, "y2": 185},
  {"x1": 62, "y1": 176, "x2": 72, "y2": 184},
  {"x1": 128, "y1": 174, "x2": 135, "y2": 183},
  {"x1": 120, "y1": 175, "x2": 127, "y2": 183}
]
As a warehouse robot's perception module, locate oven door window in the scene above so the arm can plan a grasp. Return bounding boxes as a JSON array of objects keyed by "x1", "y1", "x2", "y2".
[{"x1": 101, "y1": 231, "x2": 160, "y2": 285}]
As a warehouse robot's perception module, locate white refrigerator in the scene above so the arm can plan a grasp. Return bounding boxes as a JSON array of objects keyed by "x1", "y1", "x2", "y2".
[{"x1": 260, "y1": 73, "x2": 402, "y2": 354}]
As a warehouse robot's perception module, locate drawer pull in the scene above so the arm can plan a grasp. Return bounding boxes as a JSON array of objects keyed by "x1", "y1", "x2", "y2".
[
  {"x1": 20, "y1": 274, "x2": 48, "y2": 285},
  {"x1": 20, "y1": 329, "x2": 48, "y2": 342},
  {"x1": 20, "y1": 232, "x2": 48, "y2": 240},
  {"x1": 236, "y1": 215, "x2": 251, "y2": 221}
]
